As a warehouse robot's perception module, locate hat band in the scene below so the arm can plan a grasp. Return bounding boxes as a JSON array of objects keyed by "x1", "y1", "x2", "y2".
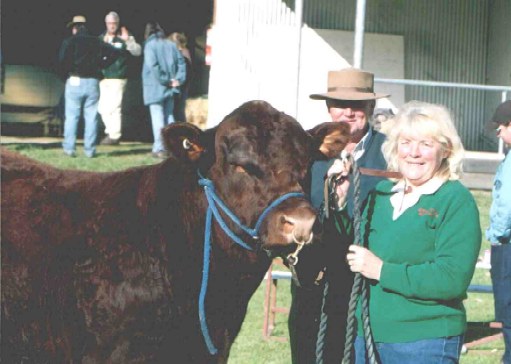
[{"x1": 327, "y1": 86, "x2": 374, "y2": 94}]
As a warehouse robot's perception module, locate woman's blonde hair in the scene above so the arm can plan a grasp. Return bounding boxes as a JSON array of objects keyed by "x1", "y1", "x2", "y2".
[
  {"x1": 169, "y1": 32, "x2": 187, "y2": 50},
  {"x1": 382, "y1": 100, "x2": 465, "y2": 181}
]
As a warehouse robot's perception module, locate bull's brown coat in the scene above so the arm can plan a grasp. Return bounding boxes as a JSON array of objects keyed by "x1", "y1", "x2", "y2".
[{"x1": 1, "y1": 100, "x2": 348, "y2": 363}]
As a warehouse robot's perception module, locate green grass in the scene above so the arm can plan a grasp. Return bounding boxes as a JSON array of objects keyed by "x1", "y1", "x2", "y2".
[
  {"x1": 1, "y1": 142, "x2": 505, "y2": 363},
  {"x1": 3, "y1": 142, "x2": 159, "y2": 171}
]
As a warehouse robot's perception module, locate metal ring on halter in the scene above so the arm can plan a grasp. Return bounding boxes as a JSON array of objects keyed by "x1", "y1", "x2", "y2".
[
  {"x1": 183, "y1": 138, "x2": 192, "y2": 150},
  {"x1": 293, "y1": 230, "x2": 314, "y2": 245},
  {"x1": 286, "y1": 231, "x2": 313, "y2": 266}
]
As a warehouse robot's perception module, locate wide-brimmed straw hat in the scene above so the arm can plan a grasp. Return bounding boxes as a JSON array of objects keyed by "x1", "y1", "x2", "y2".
[
  {"x1": 310, "y1": 68, "x2": 390, "y2": 101},
  {"x1": 67, "y1": 15, "x2": 87, "y2": 28}
]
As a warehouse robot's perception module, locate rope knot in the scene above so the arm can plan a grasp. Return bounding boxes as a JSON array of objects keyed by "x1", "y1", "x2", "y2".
[{"x1": 198, "y1": 178, "x2": 214, "y2": 189}]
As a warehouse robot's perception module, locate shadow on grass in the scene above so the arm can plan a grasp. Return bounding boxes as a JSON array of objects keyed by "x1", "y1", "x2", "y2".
[
  {"x1": 98, "y1": 148, "x2": 152, "y2": 157},
  {"x1": 7, "y1": 143, "x2": 153, "y2": 157},
  {"x1": 8, "y1": 143, "x2": 62, "y2": 150},
  {"x1": 465, "y1": 321, "x2": 502, "y2": 344}
]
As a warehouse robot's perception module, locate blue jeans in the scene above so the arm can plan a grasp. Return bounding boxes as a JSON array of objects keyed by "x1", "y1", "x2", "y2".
[
  {"x1": 149, "y1": 96, "x2": 175, "y2": 153},
  {"x1": 491, "y1": 243, "x2": 511, "y2": 364},
  {"x1": 62, "y1": 77, "x2": 99, "y2": 157},
  {"x1": 354, "y1": 335, "x2": 464, "y2": 363}
]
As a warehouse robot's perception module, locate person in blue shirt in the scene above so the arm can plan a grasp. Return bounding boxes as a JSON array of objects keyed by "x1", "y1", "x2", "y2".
[{"x1": 486, "y1": 100, "x2": 511, "y2": 364}]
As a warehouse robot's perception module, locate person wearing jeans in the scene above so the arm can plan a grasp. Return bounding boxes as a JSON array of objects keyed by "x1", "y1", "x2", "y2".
[
  {"x1": 329, "y1": 101, "x2": 481, "y2": 363},
  {"x1": 58, "y1": 15, "x2": 119, "y2": 157},
  {"x1": 486, "y1": 100, "x2": 511, "y2": 364},
  {"x1": 141, "y1": 21, "x2": 186, "y2": 158},
  {"x1": 149, "y1": 98, "x2": 175, "y2": 154},
  {"x1": 63, "y1": 77, "x2": 100, "y2": 157}
]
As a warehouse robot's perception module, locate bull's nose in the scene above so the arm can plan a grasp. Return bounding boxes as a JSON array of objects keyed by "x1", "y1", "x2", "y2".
[{"x1": 280, "y1": 214, "x2": 316, "y2": 244}]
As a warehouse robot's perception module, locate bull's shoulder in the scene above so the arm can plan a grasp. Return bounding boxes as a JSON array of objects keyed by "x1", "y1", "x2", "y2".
[{"x1": 1, "y1": 148, "x2": 61, "y2": 180}]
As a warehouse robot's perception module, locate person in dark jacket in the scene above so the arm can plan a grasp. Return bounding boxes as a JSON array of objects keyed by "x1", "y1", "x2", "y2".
[
  {"x1": 59, "y1": 15, "x2": 119, "y2": 157},
  {"x1": 98, "y1": 11, "x2": 141, "y2": 145},
  {"x1": 288, "y1": 67, "x2": 391, "y2": 363}
]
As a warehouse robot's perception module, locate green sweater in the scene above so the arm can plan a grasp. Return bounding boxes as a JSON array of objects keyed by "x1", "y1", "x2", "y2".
[{"x1": 338, "y1": 179, "x2": 481, "y2": 343}]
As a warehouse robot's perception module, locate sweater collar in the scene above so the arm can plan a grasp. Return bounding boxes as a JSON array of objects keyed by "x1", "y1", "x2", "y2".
[{"x1": 390, "y1": 177, "x2": 444, "y2": 220}]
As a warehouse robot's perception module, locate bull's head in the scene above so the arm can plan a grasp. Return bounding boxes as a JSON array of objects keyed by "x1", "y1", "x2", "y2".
[{"x1": 163, "y1": 100, "x2": 349, "y2": 282}]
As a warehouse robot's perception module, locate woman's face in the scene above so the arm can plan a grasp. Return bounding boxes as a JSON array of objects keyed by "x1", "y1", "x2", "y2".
[{"x1": 397, "y1": 131, "x2": 447, "y2": 187}]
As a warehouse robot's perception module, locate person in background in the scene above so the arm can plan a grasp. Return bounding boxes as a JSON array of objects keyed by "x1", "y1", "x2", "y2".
[
  {"x1": 98, "y1": 11, "x2": 141, "y2": 146},
  {"x1": 142, "y1": 21, "x2": 186, "y2": 159},
  {"x1": 169, "y1": 32, "x2": 192, "y2": 123},
  {"x1": 329, "y1": 100, "x2": 481, "y2": 363},
  {"x1": 289, "y1": 67, "x2": 390, "y2": 363},
  {"x1": 486, "y1": 100, "x2": 511, "y2": 364},
  {"x1": 59, "y1": 15, "x2": 119, "y2": 158}
]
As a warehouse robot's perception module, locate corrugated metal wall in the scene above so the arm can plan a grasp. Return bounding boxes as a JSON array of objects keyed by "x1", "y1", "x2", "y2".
[
  {"x1": 211, "y1": 0, "x2": 499, "y2": 151},
  {"x1": 302, "y1": 0, "x2": 491, "y2": 151}
]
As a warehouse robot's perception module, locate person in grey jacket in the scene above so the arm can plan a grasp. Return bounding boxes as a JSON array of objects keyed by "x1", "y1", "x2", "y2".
[{"x1": 142, "y1": 21, "x2": 186, "y2": 158}]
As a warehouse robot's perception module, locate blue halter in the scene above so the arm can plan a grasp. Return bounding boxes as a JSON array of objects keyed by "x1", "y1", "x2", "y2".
[{"x1": 197, "y1": 174, "x2": 305, "y2": 354}]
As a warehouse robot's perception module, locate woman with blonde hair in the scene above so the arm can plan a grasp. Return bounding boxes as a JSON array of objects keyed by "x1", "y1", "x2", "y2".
[
  {"x1": 328, "y1": 100, "x2": 481, "y2": 363},
  {"x1": 169, "y1": 32, "x2": 192, "y2": 123}
]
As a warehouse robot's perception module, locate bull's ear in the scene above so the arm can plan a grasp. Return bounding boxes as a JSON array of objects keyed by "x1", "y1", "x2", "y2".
[
  {"x1": 308, "y1": 122, "x2": 351, "y2": 160},
  {"x1": 162, "y1": 123, "x2": 216, "y2": 164}
]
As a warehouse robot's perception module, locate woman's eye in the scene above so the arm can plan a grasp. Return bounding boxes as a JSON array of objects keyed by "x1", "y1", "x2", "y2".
[{"x1": 421, "y1": 141, "x2": 434, "y2": 148}]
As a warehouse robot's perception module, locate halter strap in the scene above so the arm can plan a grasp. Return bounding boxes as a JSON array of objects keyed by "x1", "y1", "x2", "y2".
[{"x1": 197, "y1": 173, "x2": 306, "y2": 355}]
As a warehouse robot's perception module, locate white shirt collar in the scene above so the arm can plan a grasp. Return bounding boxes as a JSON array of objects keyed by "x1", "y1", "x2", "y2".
[
  {"x1": 352, "y1": 127, "x2": 373, "y2": 161},
  {"x1": 390, "y1": 177, "x2": 444, "y2": 220}
]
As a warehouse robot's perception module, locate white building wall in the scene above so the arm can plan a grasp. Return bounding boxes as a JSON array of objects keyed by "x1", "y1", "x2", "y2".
[{"x1": 207, "y1": 0, "x2": 400, "y2": 129}]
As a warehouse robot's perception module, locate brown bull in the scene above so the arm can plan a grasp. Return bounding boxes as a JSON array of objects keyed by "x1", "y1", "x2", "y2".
[{"x1": 1, "y1": 100, "x2": 349, "y2": 363}]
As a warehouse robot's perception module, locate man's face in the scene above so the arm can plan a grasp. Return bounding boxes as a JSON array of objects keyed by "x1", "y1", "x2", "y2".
[
  {"x1": 105, "y1": 16, "x2": 119, "y2": 35},
  {"x1": 326, "y1": 99, "x2": 375, "y2": 142}
]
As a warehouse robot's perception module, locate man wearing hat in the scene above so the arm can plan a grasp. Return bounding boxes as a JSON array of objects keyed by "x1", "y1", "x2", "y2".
[
  {"x1": 288, "y1": 67, "x2": 390, "y2": 363},
  {"x1": 486, "y1": 100, "x2": 511, "y2": 364},
  {"x1": 58, "y1": 15, "x2": 119, "y2": 157}
]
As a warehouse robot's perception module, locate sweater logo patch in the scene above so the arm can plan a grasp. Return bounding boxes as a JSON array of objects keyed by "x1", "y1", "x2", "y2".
[{"x1": 418, "y1": 208, "x2": 438, "y2": 218}]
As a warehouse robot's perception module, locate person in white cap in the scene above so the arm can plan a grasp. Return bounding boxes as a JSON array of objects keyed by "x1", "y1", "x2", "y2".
[
  {"x1": 289, "y1": 67, "x2": 391, "y2": 363},
  {"x1": 98, "y1": 11, "x2": 141, "y2": 146},
  {"x1": 59, "y1": 15, "x2": 120, "y2": 158},
  {"x1": 486, "y1": 100, "x2": 511, "y2": 364}
]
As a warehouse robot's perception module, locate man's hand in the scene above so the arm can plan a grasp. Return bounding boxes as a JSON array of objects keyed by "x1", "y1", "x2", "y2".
[
  {"x1": 120, "y1": 26, "x2": 129, "y2": 41},
  {"x1": 170, "y1": 79, "x2": 180, "y2": 88},
  {"x1": 327, "y1": 152, "x2": 351, "y2": 210}
]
